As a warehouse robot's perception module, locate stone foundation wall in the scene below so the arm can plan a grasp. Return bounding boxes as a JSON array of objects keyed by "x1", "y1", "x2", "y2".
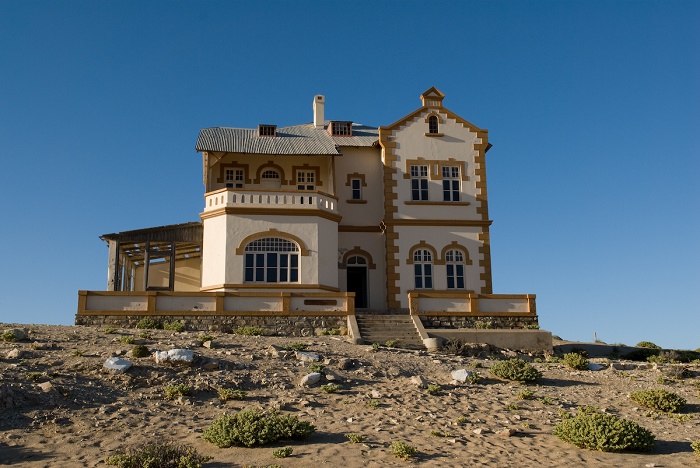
[
  {"x1": 418, "y1": 315, "x2": 539, "y2": 330},
  {"x1": 75, "y1": 314, "x2": 348, "y2": 337}
]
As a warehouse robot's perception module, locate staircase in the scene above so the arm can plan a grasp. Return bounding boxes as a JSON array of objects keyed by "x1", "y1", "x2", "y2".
[{"x1": 354, "y1": 314, "x2": 425, "y2": 349}]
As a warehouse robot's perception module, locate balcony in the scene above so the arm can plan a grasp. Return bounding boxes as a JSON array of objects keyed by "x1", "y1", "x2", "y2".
[{"x1": 203, "y1": 188, "x2": 339, "y2": 217}]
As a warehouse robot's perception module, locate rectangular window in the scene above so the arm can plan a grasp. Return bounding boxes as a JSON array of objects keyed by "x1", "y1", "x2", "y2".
[
  {"x1": 225, "y1": 168, "x2": 244, "y2": 188},
  {"x1": 351, "y1": 178, "x2": 362, "y2": 200},
  {"x1": 297, "y1": 171, "x2": 315, "y2": 191},
  {"x1": 244, "y1": 252, "x2": 299, "y2": 283},
  {"x1": 442, "y1": 166, "x2": 460, "y2": 201},
  {"x1": 410, "y1": 165, "x2": 429, "y2": 201},
  {"x1": 330, "y1": 121, "x2": 352, "y2": 136}
]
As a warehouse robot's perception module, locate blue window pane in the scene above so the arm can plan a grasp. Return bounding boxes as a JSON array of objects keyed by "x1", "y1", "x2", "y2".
[
  {"x1": 267, "y1": 252, "x2": 277, "y2": 267},
  {"x1": 456, "y1": 265, "x2": 464, "y2": 276},
  {"x1": 425, "y1": 276, "x2": 432, "y2": 289},
  {"x1": 290, "y1": 269, "x2": 298, "y2": 282},
  {"x1": 457, "y1": 277, "x2": 465, "y2": 289},
  {"x1": 245, "y1": 254, "x2": 254, "y2": 267},
  {"x1": 447, "y1": 264, "x2": 454, "y2": 276},
  {"x1": 256, "y1": 253, "x2": 264, "y2": 265},
  {"x1": 267, "y1": 268, "x2": 277, "y2": 282},
  {"x1": 291, "y1": 255, "x2": 298, "y2": 267},
  {"x1": 280, "y1": 255, "x2": 288, "y2": 267},
  {"x1": 425, "y1": 264, "x2": 432, "y2": 276},
  {"x1": 255, "y1": 267, "x2": 264, "y2": 282},
  {"x1": 280, "y1": 269, "x2": 287, "y2": 282},
  {"x1": 447, "y1": 276, "x2": 454, "y2": 289},
  {"x1": 245, "y1": 268, "x2": 253, "y2": 282}
]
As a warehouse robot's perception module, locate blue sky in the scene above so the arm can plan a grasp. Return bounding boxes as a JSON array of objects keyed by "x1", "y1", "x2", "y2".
[{"x1": 0, "y1": 1, "x2": 697, "y2": 349}]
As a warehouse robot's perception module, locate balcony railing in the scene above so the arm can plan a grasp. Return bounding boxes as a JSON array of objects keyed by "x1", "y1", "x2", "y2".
[{"x1": 203, "y1": 188, "x2": 338, "y2": 215}]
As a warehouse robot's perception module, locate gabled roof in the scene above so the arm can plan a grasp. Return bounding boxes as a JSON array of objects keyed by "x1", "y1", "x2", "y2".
[{"x1": 195, "y1": 122, "x2": 379, "y2": 155}]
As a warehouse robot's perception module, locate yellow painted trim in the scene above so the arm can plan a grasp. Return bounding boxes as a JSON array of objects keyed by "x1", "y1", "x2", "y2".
[
  {"x1": 290, "y1": 163, "x2": 323, "y2": 188},
  {"x1": 200, "y1": 207, "x2": 342, "y2": 223},
  {"x1": 253, "y1": 161, "x2": 287, "y2": 185},
  {"x1": 439, "y1": 241, "x2": 473, "y2": 266},
  {"x1": 338, "y1": 225, "x2": 382, "y2": 232},
  {"x1": 339, "y1": 246, "x2": 377, "y2": 269},
  {"x1": 346, "y1": 199, "x2": 368, "y2": 204},
  {"x1": 406, "y1": 240, "x2": 440, "y2": 265},
  {"x1": 234, "y1": 228, "x2": 310, "y2": 256},
  {"x1": 424, "y1": 133, "x2": 444, "y2": 137},
  {"x1": 404, "y1": 201, "x2": 470, "y2": 206},
  {"x1": 200, "y1": 283, "x2": 340, "y2": 292},
  {"x1": 388, "y1": 219, "x2": 492, "y2": 227}
]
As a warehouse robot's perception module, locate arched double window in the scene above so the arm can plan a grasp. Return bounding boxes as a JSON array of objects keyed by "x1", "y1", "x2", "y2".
[
  {"x1": 445, "y1": 249, "x2": 466, "y2": 289},
  {"x1": 413, "y1": 249, "x2": 433, "y2": 289},
  {"x1": 244, "y1": 237, "x2": 299, "y2": 283}
]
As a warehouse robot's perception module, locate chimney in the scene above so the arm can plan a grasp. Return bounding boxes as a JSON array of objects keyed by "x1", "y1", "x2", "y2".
[{"x1": 313, "y1": 95, "x2": 325, "y2": 128}]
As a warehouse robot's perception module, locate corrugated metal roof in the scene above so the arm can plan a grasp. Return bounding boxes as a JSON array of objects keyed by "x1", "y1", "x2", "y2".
[{"x1": 195, "y1": 122, "x2": 378, "y2": 155}]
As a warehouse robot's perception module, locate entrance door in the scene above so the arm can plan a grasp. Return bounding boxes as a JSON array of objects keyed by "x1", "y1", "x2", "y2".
[{"x1": 346, "y1": 255, "x2": 369, "y2": 308}]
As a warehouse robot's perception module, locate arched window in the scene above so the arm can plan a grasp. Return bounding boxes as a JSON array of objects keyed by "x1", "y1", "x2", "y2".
[
  {"x1": 445, "y1": 249, "x2": 465, "y2": 289},
  {"x1": 428, "y1": 115, "x2": 439, "y2": 134},
  {"x1": 346, "y1": 255, "x2": 367, "y2": 266},
  {"x1": 260, "y1": 168, "x2": 281, "y2": 189},
  {"x1": 413, "y1": 249, "x2": 433, "y2": 289},
  {"x1": 244, "y1": 237, "x2": 299, "y2": 283}
]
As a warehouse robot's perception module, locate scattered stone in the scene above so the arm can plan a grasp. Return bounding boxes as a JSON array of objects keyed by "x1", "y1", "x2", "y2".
[
  {"x1": 202, "y1": 340, "x2": 213, "y2": 349},
  {"x1": 323, "y1": 368, "x2": 343, "y2": 381},
  {"x1": 410, "y1": 375, "x2": 428, "y2": 388},
  {"x1": 6, "y1": 348, "x2": 24, "y2": 359},
  {"x1": 37, "y1": 382, "x2": 58, "y2": 394},
  {"x1": 473, "y1": 428, "x2": 485, "y2": 435},
  {"x1": 370, "y1": 390, "x2": 382, "y2": 398},
  {"x1": 299, "y1": 372, "x2": 322, "y2": 387},
  {"x1": 3, "y1": 328, "x2": 28, "y2": 341},
  {"x1": 610, "y1": 362, "x2": 652, "y2": 371},
  {"x1": 154, "y1": 349, "x2": 194, "y2": 364},
  {"x1": 497, "y1": 428, "x2": 517, "y2": 437},
  {"x1": 451, "y1": 369, "x2": 475, "y2": 383},
  {"x1": 31, "y1": 341, "x2": 52, "y2": 350},
  {"x1": 104, "y1": 357, "x2": 133, "y2": 373},
  {"x1": 338, "y1": 358, "x2": 354, "y2": 370},
  {"x1": 296, "y1": 351, "x2": 321, "y2": 363},
  {"x1": 202, "y1": 359, "x2": 219, "y2": 370},
  {"x1": 587, "y1": 363, "x2": 606, "y2": 371}
]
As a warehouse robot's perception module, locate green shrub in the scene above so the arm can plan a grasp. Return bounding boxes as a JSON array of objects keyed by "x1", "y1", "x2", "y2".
[
  {"x1": 285, "y1": 342, "x2": 309, "y2": 351},
  {"x1": 197, "y1": 333, "x2": 213, "y2": 342},
  {"x1": 563, "y1": 352, "x2": 589, "y2": 371},
  {"x1": 345, "y1": 433, "x2": 365, "y2": 443},
  {"x1": 234, "y1": 326, "x2": 263, "y2": 336},
  {"x1": 691, "y1": 440, "x2": 700, "y2": 458},
  {"x1": 630, "y1": 389, "x2": 686, "y2": 413},
  {"x1": 138, "y1": 330, "x2": 152, "y2": 340},
  {"x1": 320, "y1": 383, "x2": 340, "y2": 394},
  {"x1": 1, "y1": 330, "x2": 17, "y2": 342},
  {"x1": 328, "y1": 328, "x2": 342, "y2": 335},
  {"x1": 104, "y1": 326, "x2": 117, "y2": 334},
  {"x1": 308, "y1": 363, "x2": 324, "y2": 373},
  {"x1": 553, "y1": 413, "x2": 654, "y2": 452},
  {"x1": 370, "y1": 342, "x2": 380, "y2": 351},
  {"x1": 525, "y1": 324, "x2": 540, "y2": 329},
  {"x1": 474, "y1": 320, "x2": 492, "y2": 329},
  {"x1": 272, "y1": 447, "x2": 293, "y2": 458},
  {"x1": 131, "y1": 345, "x2": 150, "y2": 358},
  {"x1": 119, "y1": 336, "x2": 135, "y2": 344},
  {"x1": 163, "y1": 321, "x2": 185, "y2": 332},
  {"x1": 385, "y1": 339, "x2": 401, "y2": 348},
  {"x1": 426, "y1": 384, "x2": 441, "y2": 395},
  {"x1": 163, "y1": 384, "x2": 192, "y2": 400},
  {"x1": 136, "y1": 317, "x2": 162, "y2": 330},
  {"x1": 636, "y1": 341, "x2": 661, "y2": 349},
  {"x1": 490, "y1": 359, "x2": 542, "y2": 382},
  {"x1": 105, "y1": 441, "x2": 211, "y2": 468},
  {"x1": 390, "y1": 441, "x2": 417, "y2": 460},
  {"x1": 218, "y1": 388, "x2": 246, "y2": 402},
  {"x1": 202, "y1": 409, "x2": 315, "y2": 448},
  {"x1": 72, "y1": 349, "x2": 85, "y2": 357},
  {"x1": 465, "y1": 371, "x2": 481, "y2": 384},
  {"x1": 623, "y1": 348, "x2": 660, "y2": 361},
  {"x1": 366, "y1": 399, "x2": 379, "y2": 408},
  {"x1": 518, "y1": 389, "x2": 535, "y2": 400}
]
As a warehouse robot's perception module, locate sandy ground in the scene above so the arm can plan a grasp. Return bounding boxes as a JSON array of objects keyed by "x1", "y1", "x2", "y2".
[{"x1": 1, "y1": 323, "x2": 698, "y2": 467}]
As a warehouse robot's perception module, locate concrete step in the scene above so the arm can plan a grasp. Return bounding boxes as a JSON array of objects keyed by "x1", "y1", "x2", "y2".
[{"x1": 354, "y1": 314, "x2": 424, "y2": 350}]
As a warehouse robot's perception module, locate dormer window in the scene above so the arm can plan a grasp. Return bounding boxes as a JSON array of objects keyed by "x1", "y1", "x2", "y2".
[
  {"x1": 428, "y1": 115, "x2": 439, "y2": 134},
  {"x1": 329, "y1": 121, "x2": 352, "y2": 136},
  {"x1": 258, "y1": 124, "x2": 277, "y2": 137}
]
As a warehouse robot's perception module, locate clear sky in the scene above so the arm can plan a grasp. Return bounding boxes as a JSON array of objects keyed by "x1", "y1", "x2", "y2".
[{"x1": 0, "y1": 0, "x2": 698, "y2": 349}]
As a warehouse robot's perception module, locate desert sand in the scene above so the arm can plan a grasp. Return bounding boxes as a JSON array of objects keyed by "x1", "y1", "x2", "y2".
[{"x1": 1, "y1": 323, "x2": 698, "y2": 467}]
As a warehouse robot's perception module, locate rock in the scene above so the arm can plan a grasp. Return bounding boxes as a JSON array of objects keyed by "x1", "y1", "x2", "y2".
[
  {"x1": 338, "y1": 358, "x2": 354, "y2": 370},
  {"x1": 154, "y1": 349, "x2": 194, "y2": 364},
  {"x1": 299, "y1": 372, "x2": 322, "y2": 387},
  {"x1": 497, "y1": 428, "x2": 517, "y2": 437},
  {"x1": 3, "y1": 328, "x2": 28, "y2": 341},
  {"x1": 6, "y1": 348, "x2": 24, "y2": 359},
  {"x1": 370, "y1": 390, "x2": 382, "y2": 398},
  {"x1": 410, "y1": 375, "x2": 428, "y2": 388},
  {"x1": 296, "y1": 351, "x2": 321, "y2": 363},
  {"x1": 38, "y1": 382, "x2": 58, "y2": 394},
  {"x1": 451, "y1": 369, "x2": 475, "y2": 383},
  {"x1": 610, "y1": 362, "x2": 652, "y2": 371},
  {"x1": 202, "y1": 359, "x2": 219, "y2": 370},
  {"x1": 473, "y1": 428, "x2": 485, "y2": 435},
  {"x1": 588, "y1": 363, "x2": 606, "y2": 371},
  {"x1": 31, "y1": 341, "x2": 52, "y2": 350},
  {"x1": 323, "y1": 368, "x2": 343, "y2": 381},
  {"x1": 202, "y1": 340, "x2": 213, "y2": 349},
  {"x1": 104, "y1": 357, "x2": 133, "y2": 373}
]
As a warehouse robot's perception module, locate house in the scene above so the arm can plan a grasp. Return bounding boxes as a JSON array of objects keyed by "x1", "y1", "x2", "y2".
[{"x1": 77, "y1": 88, "x2": 541, "y2": 348}]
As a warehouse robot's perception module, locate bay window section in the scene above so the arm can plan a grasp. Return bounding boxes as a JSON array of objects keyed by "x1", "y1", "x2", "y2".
[{"x1": 244, "y1": 237, "x2": 299, "y2": 283}]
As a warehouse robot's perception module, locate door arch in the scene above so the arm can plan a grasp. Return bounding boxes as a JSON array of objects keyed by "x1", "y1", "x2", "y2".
[{"x1": 346, "y1": 255, "x2": 369, "y2": 308}]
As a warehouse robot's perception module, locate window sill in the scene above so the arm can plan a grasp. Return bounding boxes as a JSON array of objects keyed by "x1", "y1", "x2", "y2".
[
  {"x1": 404, "y1": 201, "x2": 471, "y2": 206},
  {"x1": 346, "y1": 199, "x2": 368, "y2": 204},
  {"x1": 424, "y1": 133, "x2": 444, "y2": 137}
]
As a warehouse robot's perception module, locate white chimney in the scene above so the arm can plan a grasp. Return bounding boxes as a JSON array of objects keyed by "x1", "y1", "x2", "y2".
[{"x1": 313, "y1": 95, "x2": 325, "y2": 128}]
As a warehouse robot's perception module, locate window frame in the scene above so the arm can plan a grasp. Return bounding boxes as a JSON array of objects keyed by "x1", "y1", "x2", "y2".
[
  {"x1": 442, "y1": 165, "x2": 460, "y2": 202},
  {"x1": 445, "y1": 249, "x2": 466, "y2": 289},
  {"x1": 413, "y1": 249, "x2": 433, "y2": 289},
  {"x1": 243, "y1": 237, "x2": 300, "y2": 284},
  {"x1": 410, "y1": 165, "x2": 429, "y2": 201},
  {"x1": 296, "y1": 170, "x2": 316, "y2": 191}
]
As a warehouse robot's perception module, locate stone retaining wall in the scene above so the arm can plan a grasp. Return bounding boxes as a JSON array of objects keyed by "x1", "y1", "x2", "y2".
[
  {"x1": 418, "y1": 315, "x2": 539, "y2": 330},
  {"x1": 75, "y1": 314, "x2": 348, "y2": 337}
]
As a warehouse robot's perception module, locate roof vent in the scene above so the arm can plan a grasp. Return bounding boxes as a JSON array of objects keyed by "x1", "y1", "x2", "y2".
[
  {"x1": 313, "y1": 95, "x2": 325, "y2": 128},
  {"x1": 329, "y1": 121, "x2": 353, "y2": 137},
  {"x1": 258, "y1": 124, "x2": 276, "y2": 137}
]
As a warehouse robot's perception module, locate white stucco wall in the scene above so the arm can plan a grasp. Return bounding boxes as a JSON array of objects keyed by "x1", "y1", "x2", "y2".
[{"x1": 334, "y1": 146, "x2": 384, "y2": 226}]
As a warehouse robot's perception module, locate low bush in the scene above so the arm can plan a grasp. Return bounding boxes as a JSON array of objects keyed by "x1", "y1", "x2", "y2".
[
  {"x1": 136, "y1": 317, "x2": 162, "y2": 330},
  {"x1": 285, "y1": 342, "x2": 309, "y2": 351},
  {"x1": 630, "y1": 389, "x2": 686, "y2": 413},
  {"x1": 197, "y1": 333, "x2": 213, "y2": 342},
  {"x1": 163, "y1": 321, "x2": 185, "y2": 332},
  {"x1": 272, "y1": 447, "x2": 293, "y2": 459},
  {"x1": 563, "y1": 352, "x2": 589, "y2": 371},
  {"x1": 131, "y1": 345, "x2": 150, "y2": 358},
  {"x1": 345, "y1": 433, "x2": 365, "y2": 443},
  {"x1": 385, "y1": 339, "x2": 401, "y2": 348},
  {"x1": 1, "y1": 330, "x2": 17, "y2": 342},
  {"x1": 202, "y1": 409, "x2": 315, "y2": 448},
  {"x1": 234, "y1": 326, "x2": 263, "y2": 336},
  {"x1": 636, "y1": 341, "x2": 661, "y2": 349},
  {"x1": 320, "y1": 383, "x2": 340, "y2": 394},
  {"x1": 119, "y1": 336, "x2": 134, "y2": 344},
  {"x1": 426, "y1": 384, "x2": 441, "y2": 395},
  {"x1": 390, "y1": 441, "x2": 417, "y2": 460},
  {"x1": 218, "y1": 388, "x2": 246, "y2": 402},
  {"x1": 553, "y1": 413, "x2": 654, "y2": 452},
  {"x1": 308, "y1": 363, "x2": 324, "y2": 373},
  {"x1": 490, "y1": 358, "x2": 542, "y2": 382},
  {"x1": 518, "y1": 389, "x2": 535, "y2": 400},
  {"x1": 691, "y1": 440, "x2": 700, "y2": 458},
  {"x1": 105, "y1": 441, "x2": 211, "y2": 468},
  {"x1": 104, "y1": 327, "x2": 117, "y2": 334},
  {"x1": 163, "y1": 384, "x2": 192, "y2": 400}
]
